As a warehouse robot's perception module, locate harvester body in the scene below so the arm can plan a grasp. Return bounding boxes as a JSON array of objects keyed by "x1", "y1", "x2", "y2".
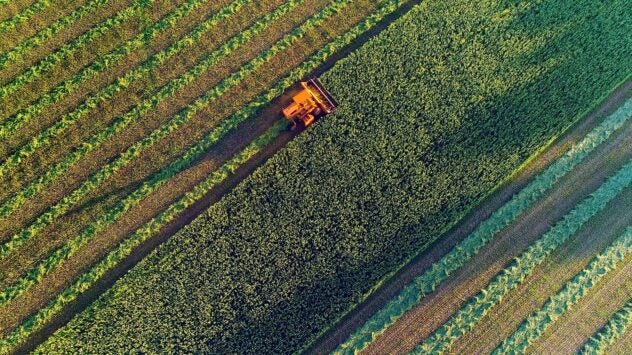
[{"x1": 282, "y1": 78, "x2": 338, "y2": 130}]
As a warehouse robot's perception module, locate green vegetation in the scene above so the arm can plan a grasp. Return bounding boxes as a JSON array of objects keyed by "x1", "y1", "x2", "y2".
[
  {"x1": 0, "y1": 0, "x2": 149, "y2": 98},
  {"x1": 0, "y1": 0, "x2": 313, "y2": 258},
  {"x1": 413, "y1": 160, "x2": 632, "y2": 354},
  {"x1": 0, "y1": 0, "x2": 278, "y2": 220},
  {"x1": 495, "y1": 226, "x2": 632, "y2": 354},
  {"x1": 0, "y1": 0, "x2": 53, "y2": 33},
  {"x1": 1, "y1": 3, "x2": 409, "y2": 351},
  {"x1": 580, "y1": 298, "x2": 632, "y2": 354},
  {"x1": 334, "y1": 96, "x2": 632, "y2": 354},
  {"x1": 0, "y1": 0, "x2": 218, "y2": 139},
  {"x1": 33, "y1": 0, "x2": 632, "y2": 352}
]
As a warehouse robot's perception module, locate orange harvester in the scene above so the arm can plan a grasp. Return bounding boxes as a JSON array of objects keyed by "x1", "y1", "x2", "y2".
[{"x1": 282, "y1": 78, "x2": 338, "y2": 130}]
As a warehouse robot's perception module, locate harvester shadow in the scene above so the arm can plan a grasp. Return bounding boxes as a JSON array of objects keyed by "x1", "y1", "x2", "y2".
[{"x1": 16, "y1": 0, "x2": 632, "y2": 352}]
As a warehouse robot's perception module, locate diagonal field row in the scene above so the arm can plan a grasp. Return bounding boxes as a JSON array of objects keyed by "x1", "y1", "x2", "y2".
[
  {"x1": 412, "y1": 159, "x2": 632, "y2": 354},
  {"x1": 0, "y1": 0, "x2": 330, "y2": 287},
  {"x1": 357, "y1": 86, "x2": 632, "y2": 354},
  {"x1": 0, "y1": 0, "x2": 410, "y2": 351},
  {"x1": 449, "y1": 185, "x2": 632, "y2": 354},
  {"x1": 494, "y1": 226, "x2": 632, "y2": 353},
  {"x1": 0, "y1": 0, "x2": 288, "y2": 226},
  {"x1": 0, "y1": 0, "x2": 335, "y2": 303},
  {"x1": 18, "y1": 0, "x2": 632, "y2": 352},
  {"x1": 580, "y1": 298, "x2": 632, "y2": 354},
  {"x1": 334, "y1": 95, "x2": 632, "y2": 354},
  {"x1": 0, "y1": 0, "x2": 54, "y2": 34},
  {"x1": 0, "y1": 0, "x2": 145, "y2": 93},
  {"x1": 0, "y1": 0, "x2": 219, "y2": 140}
]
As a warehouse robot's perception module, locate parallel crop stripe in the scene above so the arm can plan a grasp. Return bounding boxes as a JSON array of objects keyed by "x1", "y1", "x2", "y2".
[
  {"x1": 0, "y1": 0, "x2": 53, "y2": 33},
  {"x1": 580, "y1": 298, "x2": 632, "y2": 354},
  {"x1": 494, "y1": 226, "x2": 632, "y2": 354},
  {"x1": 0, "y1": 0, "x2": 154, "y2": 99},
  {"x1": 0, "y1": 0, "x2": 215, "y2": 138},
  {"x1": 0, "y1": 0, "x2": 255, "y2": 217},
  {"x1": 412, "y1": 159, "x2": 632, "y2": 354},
  {"x1": 334, "y1": 97, "x2": 632, "y2": 354},
  {"x1": 0, "y1": 0, "x2": 111, "y2": 70},
  {"x1": 0, "y1": 0, "x2": 407, "y2": 350},
  {"x1": 0, "y1": 0, "x2": 308, "y2": 259}
]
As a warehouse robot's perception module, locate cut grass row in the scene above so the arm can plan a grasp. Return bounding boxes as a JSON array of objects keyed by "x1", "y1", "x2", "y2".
[
  {"x1": 0, "y1": 0, "x2": 258, "y2": 218},
  {"x1": 334, "y1": 96, "x2": 632, "y2": 354},
  {"x1": 411, "y1": 158, "x2": 632, "y2": 354},
  {"x1": 0, "y1": 0, "x2": 53, "y2": 33},
  {"x1": 494, "y1": 226, "x2": 632, "y2": 353},
  {"x1": 0, "y1": 0, "x2": 150, "y2": 99},
  {"x1": 580, "y1": 298, "x2": 632, "y2": 354},
  {"x1": 0, "y1": 0, "x2": 354, "y2": 304},
  {"x1": 0, "y1": 0, "x2": 312, "y2": 257},
  {"x1": 0, "y1": 0, "x2": 215, "y2": 139},
  {"x1": 0, "y1": 1, "x2": 409, "y2": 350}
]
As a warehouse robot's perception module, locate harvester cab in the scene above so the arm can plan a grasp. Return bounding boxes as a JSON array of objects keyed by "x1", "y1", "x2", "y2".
[{"x1": 282, "y1": 78, "x2": 338, "y2": 130}]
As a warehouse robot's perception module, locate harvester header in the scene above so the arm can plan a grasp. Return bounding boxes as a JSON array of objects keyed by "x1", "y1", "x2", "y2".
[{"x1": 282, "y1": 78, "x2": 338, "y2": 130}]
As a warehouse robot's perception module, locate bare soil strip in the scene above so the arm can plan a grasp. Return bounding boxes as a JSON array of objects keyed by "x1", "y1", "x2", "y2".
[
  {"x1": 450, "y1": 187, "x2": 632, "y2": 354},
  {"x1": 361, "y1": 104, "x2": 632, "y2": 354},
  {"x1": 307, "y1": 79, "x2": 632, "y2": 354}
]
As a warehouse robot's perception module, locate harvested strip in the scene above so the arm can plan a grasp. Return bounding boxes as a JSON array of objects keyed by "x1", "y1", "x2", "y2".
[
  {"x1": 494, "y1": 227, "x2": 632, "y2": 353},
  {"x1": 0, "y1": 0, "x2": 153, "y2": 99},
  {"x1": 334, "y1": 96, "x2": 632, "y2": 354},
  {"x1": 0, "y1": 0, "x2": 306, "y2": 301},
  {"x1": 0, "y1": 0, "x2": 53, "y2": 33},
  {"x1": 579, "y1": 299, "x2": 632, "y2": 354},
  {"x1": 0, "y1": 0, "x2": 349, "y2": 267},
  {"x1": 0, "y1": 0, "x2": 259, "y2": 218},
  {"x1": 0, "y1": 0, "x2": 215, "y2": 138},
  {"x1": 0, "y1": 0, "x2": 112, "y2": 69},
  {"x1": 411, "y1": 159, "x2": 632, "y2": 354},
  {"x1": 0, "y1": 1, "x2": 409, "y2": 349}
]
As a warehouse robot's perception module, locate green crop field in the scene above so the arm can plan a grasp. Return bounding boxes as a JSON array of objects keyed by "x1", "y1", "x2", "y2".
[{"x1": 1, "y1": 0, "x2": 630, "y2": 352}]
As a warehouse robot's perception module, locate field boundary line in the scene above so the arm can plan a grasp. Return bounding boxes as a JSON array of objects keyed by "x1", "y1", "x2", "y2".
[
  {"x1": 332, "y1": 97, "x2": 632, "y2": 354},
  {"x1": 0, "y1": 1, "x2": 410, "y2": 350},
  {"x1": 411, "y1": 158, "x2": 632, "y2": 354},
  {"x1": 0, "y1": 0, "x2": 153, "y2": 99},
  {"x1": 0, "y1": 0, "x2": 216, "y2": 138},
  {"x1": 494, "y1": 226, "x2": 632, "y2": 353},
  {"x1": 0, "y1": 0, "x2": 352, "y2": 303},
  {"x1": 579, "y1": 298, "x2": 632, "y2": 354},
  {"x1": 0, "y1": 0, "x2": 255, "y2": 217}
]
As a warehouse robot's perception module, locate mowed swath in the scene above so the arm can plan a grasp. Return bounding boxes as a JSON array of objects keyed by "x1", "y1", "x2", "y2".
[{"x1": 0, "y1": 0, "x2": 409, "y2": 351}]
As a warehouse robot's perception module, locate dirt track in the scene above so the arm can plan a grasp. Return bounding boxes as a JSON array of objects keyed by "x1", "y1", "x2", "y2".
[{"x1": 307, "y1": 79, "x2": 632, "y2": 354}]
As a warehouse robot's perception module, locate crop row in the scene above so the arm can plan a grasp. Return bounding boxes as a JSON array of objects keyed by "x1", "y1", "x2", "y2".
[
  {"x1": 0, "y1": 120, "x2": 286, "y2": 354},
  {"x1": 0, "y1": 0, "x2": 215, "y2": 138},
  {"x1": 0, "y1": 0, "x2": 153, "y2": 99},
  {"x1": 0, "y1": 0, "x2": 112, "y2": 70},
  {"x1": 334, "y1": 96, "x2": 632, "y2": 354},
  {"x1": 494, "y1": 226, "x2": 632, "y2": 354},
  {"x1": 0, "y1": 0, "x2": 350, "y2": 305},
  {"x1": 0, "y1": 1, "x2": 407, "y2": 350},
  {"x1": 22, "y1": 0, "x2": 632, "y2": 351},
  {"x1": 580, "y1": 298, "x2": 632, "y2": 354},
  {"x1": 412, "y1": 159, "x2": 632, "y2": 354},
  {"x1": 0, "y1": 0, "x2": 257, "y2": 217},
  {"x1": 0, "y1": 0, "x2": 53, "y2": 33},
  {"x1": 0, "y1": 0, "x2": 312, "y2": 259}
]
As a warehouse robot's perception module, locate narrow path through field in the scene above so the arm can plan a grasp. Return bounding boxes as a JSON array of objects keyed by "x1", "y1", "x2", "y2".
[
  {"x1": 308, "y1": 79, "x2": 632, "y2": 354},
  {"x1": 12, "y1": 1, "x2": 429, "y2": 352}
]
